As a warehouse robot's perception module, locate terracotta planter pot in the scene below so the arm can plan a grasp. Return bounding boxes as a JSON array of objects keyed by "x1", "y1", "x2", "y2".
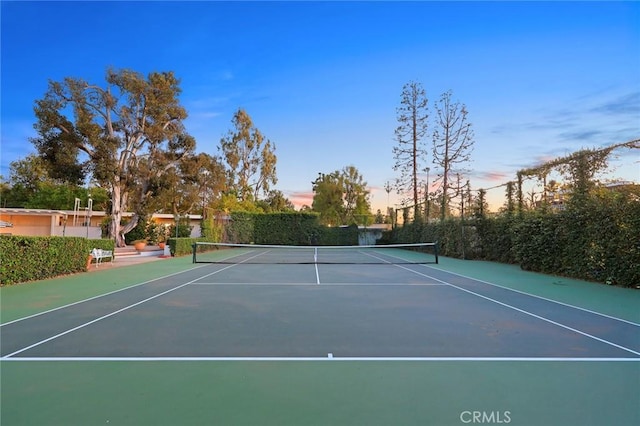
[
  {"x1": 134, "y1": 242, "x2": 147, "y2": 251},
  {"x1": 86, "y1": 254, "x2": 94, "y2": 270},
  {"x1": 158, "y1": 242, "x2": 165, "y2": 249}
]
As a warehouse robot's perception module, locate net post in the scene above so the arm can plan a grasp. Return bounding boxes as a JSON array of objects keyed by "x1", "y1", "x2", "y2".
[
  {"x1": 434, "y1": 241, "x2": 439, "y2": 264},
  {"x1": 192, "y1": 243, "x2": 197, "y2": 263}
]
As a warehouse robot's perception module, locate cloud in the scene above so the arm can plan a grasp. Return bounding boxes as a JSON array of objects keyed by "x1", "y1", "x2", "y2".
[
  {"x1": 612, "y1": 144, "x2": 640, "y2": 160},
  {"x1": 367, "y1": 184, "x2": 383, "y2": 194},
  {"x1": 490, "y1": 109, "x2": 578, "y2": 135},
  {"x1": 591, "y1": 91, "x2": 640, "y2": 116},
  {"x1": 490, "y1": 90, "x2": 640, "y2": 145},
  {"x1": 186, "y1": 96, "x2": 230, "y2": 110},
  {"x1": 287, "y1": 190, "x2": 314, "y2": 208},
  {"x1": 218, "y1": 70, "x2": 234, "y2": 81},
  {"x1": 557, "y1": 130, "x2": 603, "y2": 142},
  {"x1": 489, "y1": 125, "x2": 509, "y2": 135},
  {"x1": 191, "y1": 111, "x2": 222, "y2": 119},
  {"x1": 469, "y1": 170, "x2": 509, "y2": 182}
]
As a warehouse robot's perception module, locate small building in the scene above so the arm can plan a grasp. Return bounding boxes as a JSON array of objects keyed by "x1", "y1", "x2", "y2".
[
  {"x1": 0, "y1": 208, "x2": 203, "y2": 239},
  {"x1": 358, "y1": 224, "x2": 391, "y2": 246}
]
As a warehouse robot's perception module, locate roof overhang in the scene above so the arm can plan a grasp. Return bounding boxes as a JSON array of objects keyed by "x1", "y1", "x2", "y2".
[{"x1": 0, "y1": 208, "x2": 67, "y2": 216}]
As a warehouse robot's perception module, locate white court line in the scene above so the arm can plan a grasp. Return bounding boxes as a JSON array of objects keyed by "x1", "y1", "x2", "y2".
[
  {"x1": 0, "y1": 263, "x2": 212, "y2": 327},
  {"x1": 318, "y1": 282, "x2": 446, "y2": 286},
  {"x1": 1, "y1": 247, "x2": 261, "y2": 328},
  {"x1": 189, "y1": 282, "x2": 446, "y2": 286},
  {"x1": 422, "y1": 264, "x2": 640, "y2": 327},
  {"x1": 2, "y1": 254, "x2": 266, "y2": 359},
  {"x1": 385, "y1": 263, "x2": 640, "y2": 357},
  {"x1": 1, "y1": 356, "x2": 638, "y2": 362},
  {"x1": 191, "y1": 282, "x2": 317, "y2": 286}
]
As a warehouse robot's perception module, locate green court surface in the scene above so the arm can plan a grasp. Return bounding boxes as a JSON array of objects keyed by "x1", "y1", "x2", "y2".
[
  {"x1": 2, "y1": 360, "x2": 637, "y2": 426},
  {"x1": 432, "y1": 257, "x2": 640, "y2": 323},
  {"x1": 1, "y1": 253, "x2": 639, "y2": 425},
  {"x1": 0, "y1": 256, "x2": 200, "y2": 324}
]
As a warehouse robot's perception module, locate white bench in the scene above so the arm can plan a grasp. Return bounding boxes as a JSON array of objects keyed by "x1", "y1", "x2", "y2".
[{"x1": 91, "y1": 248, "x2": 114, "y2": 267}]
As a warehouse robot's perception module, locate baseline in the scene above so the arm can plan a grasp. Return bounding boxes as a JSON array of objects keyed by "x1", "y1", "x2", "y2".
[
  {"x1": 3, "y1": 356, "x2": 639, "y2": 362},
  {"x1": 189, "y1": 282, "x2": 447, "y2": 286}
]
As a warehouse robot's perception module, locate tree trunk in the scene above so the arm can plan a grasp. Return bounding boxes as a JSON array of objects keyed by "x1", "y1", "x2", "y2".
[
  {"x1": 412, "y1": 109, "x2": 419, "y2": 219},
  {"x1": 109, "y1": 183, "x2": 125, "y2": 247},
  {"x1": 108, "y1": 181, "x2": 139, "y2": 247}
]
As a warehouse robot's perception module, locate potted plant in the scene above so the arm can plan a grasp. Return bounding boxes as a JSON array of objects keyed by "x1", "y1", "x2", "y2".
[
  {"x1": 146, "y1": 220, "x2": 168, "y2": 249},
  {"x1": 133, "y1": 239, "x2": 147, "y2": 251}
]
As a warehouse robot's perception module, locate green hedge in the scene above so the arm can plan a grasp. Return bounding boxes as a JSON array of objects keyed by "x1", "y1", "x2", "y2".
[
  {"x1": 316, "y1": 224, "x2": 359, "y2": 246},
  {"x1": 388, "y1": 187, "x2": 640, "y2": 288},
  {"x1": 253, "y1": 212, "x2": 320, "y2": 245},
  {"x1": 0, "y1": 236, "x2": 114, "y2": 286},
  {"x1": 224, "y1": 212, "x2": 358, "y2": 246},
  {"x1": 226, "y1": 212, "x2": 256, "y2": 244},
  {"x1": 512, "y1": 214, "x2": 565, "y2": 274},
  {"x1": 512, "y1": 191, "x2": 640, "y2": 286},
  {"x1": 389, "y1": 219, "x2": 472, "y2": 259},
  {"x1": 473, "y1": 216, "x2": 516, "y2": 263},
  {"x1": 167, "y1": 237, "x2": 207, "y2": 257}
]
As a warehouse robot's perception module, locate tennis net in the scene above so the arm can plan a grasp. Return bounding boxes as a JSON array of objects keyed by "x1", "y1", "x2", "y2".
[{"x1": 192, "y1": 242, "x2": 438, "y2": 265}]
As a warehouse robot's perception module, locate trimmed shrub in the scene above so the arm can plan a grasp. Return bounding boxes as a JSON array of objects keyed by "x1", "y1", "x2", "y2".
[
  {"x1": 0, "y1": 236, "x2": 113, "y2": 285},
  {"x1": 222, "y1": 212, "x2": 359, "y2": 246},
  {"x1": 226, "y1": 212, "x2": 255, "y2": 243},
  {"x1": 167, "y1": 237, "x2": 198, "y2": 257},
  {"x1": 388, "y1": 186, "x2": 640, "y2": 287},
  {"x1": 317, "y1": 224, "x2": 358, "y2": 246},
  {"x1": 253, "y1": 212, "x2": 321, "y2": 245}
]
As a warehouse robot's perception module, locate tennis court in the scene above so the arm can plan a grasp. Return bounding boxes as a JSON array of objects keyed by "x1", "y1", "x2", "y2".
[{"x1": 1, "y1": 245, "x2": 639, "y2": 425}]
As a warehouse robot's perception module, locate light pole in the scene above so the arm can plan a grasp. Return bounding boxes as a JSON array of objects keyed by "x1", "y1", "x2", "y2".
[
  {"x1": 201, "y1": 170, "x2": 210, "y2": 219},
  {"x1": 86, "y1": 194, "x2": 93, "y2": 238},
  {"x1": 384, "y1": 181, "x2": 392, "y2": 223},
  {"x1": 425, "y1": 168, "x2": 430, "y2": 221}
]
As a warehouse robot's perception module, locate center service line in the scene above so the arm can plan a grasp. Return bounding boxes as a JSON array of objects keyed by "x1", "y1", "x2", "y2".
[{"x1": 314, "y1": 247, "x2": 321, "y2": 284}]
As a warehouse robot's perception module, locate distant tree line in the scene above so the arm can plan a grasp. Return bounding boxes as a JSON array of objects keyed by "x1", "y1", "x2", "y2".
[{"x1": 392, "y1": 81, "x2": 474, "y2": 223}]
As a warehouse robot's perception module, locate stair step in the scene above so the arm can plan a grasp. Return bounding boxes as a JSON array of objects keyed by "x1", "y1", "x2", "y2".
[
  {"x1": 115, "y1": 245, "x2": 165, "y2": 258},
  {"x1": 115, "y1": 247, "x2": 139, "y2": 256}
]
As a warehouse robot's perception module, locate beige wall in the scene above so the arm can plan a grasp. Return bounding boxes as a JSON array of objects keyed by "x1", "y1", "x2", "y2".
[
  {"x1": 0, "y1": 210, "x2": 203, "y2": 239},
  {"x1": 55, "y1": 226, "x2": 102, "y2": 239},
  {"x1": 1, "y1": 213, "x2": 54, "y2": 237}
]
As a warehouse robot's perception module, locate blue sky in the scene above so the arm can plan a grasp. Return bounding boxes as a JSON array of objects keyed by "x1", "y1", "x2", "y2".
[{"x1": 1, "y1": 1, "x2": 639, "y2": 212}]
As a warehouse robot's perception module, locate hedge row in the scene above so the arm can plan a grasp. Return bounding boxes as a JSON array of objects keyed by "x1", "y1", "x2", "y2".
[
  {"x1": 0, "y1": 236, "x2": 114, "y2": 286},
  {"x1": 253, "y1": 213, "x2": 320, "y2": 245},
  {"x1": 389, "y1": 188, "x2": 640, "y2": 288},
  {"x1": 166, "y1": 237, "x2": 214, "y2": 257},
  {"x1": 226, "y1": 212, "x2": 358, "y2": 246},
  {"x1": 513, "y1": 191, "x2": 640, "y2": 286},
  {"x1": 149, "y1": 213, "x2": 361, "y2": 261}
]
